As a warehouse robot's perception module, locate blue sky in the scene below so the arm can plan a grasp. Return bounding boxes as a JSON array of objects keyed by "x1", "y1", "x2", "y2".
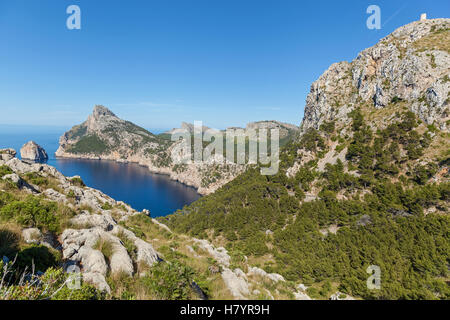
[{"x1": 0, "y1": 0, "x2": 448, "y2": 131}]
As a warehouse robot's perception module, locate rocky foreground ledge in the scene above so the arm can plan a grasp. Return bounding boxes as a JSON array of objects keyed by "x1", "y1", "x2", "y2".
[{"x1": 1, "y1": 149, "x2": 159, "y2": 294}]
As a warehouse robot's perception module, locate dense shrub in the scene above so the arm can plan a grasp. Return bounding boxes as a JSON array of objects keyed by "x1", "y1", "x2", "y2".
[
  {"x1": 141, "y1": 261, "x2": 195, "y2": 300},
  {"x1": 163, "y1": 110, "x2": 450, "y2": 300},
  {"x1": 0, "y1": 196, "x2": 60, "y2": 232}
]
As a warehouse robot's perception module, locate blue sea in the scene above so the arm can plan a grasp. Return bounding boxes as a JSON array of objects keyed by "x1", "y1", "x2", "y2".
[{"x1": 0, "y1": 125, "x2": 200, "y2": 217}]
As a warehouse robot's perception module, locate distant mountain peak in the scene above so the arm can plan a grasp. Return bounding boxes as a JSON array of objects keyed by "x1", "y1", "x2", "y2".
[{"x1": 92, "y1": 105, "x2": 117, "y2": 119}]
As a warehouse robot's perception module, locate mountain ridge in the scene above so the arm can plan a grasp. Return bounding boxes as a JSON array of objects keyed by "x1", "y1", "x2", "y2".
[{"x1": 301, "y1": 18, "x2": 449, "y2": 134}]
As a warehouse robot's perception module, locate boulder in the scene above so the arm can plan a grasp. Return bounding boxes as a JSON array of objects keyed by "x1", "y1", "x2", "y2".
[
  {"x1": 108, "y1": 241, "x2": 134, "y2": 276},
  {"x1": 20, "y1": 141, "x2": 48, "y2": 161},
  {"x1": 0, "y1": 148, "x2": 17, "y2": 161},
  {"x1": 70, "y1": 212, "x2": 116, "y2": 231},
  {"x1": 330, "y1": 291, "x2": 356, "y2": 300},
  {"x1": 294, "y1": 291, "x2": 312, "y2": 300},
  {"x1": 112, "y1": 226, "x2": 159, "y2": 267}
]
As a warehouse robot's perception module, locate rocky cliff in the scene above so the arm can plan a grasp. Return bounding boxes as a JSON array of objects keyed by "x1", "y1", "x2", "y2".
[
  {"x1": 301, "y1": 18, "x2": 449, "y2": 133},
  {"x1": 56, "y1": 106, "x2": 298, "y2": 194},
  {"x1": 20, "y1": 141, "x2": 48, "y2": 161},
  {"x1": 55, "y1": 105, "x2": 245, "y2": 195}
]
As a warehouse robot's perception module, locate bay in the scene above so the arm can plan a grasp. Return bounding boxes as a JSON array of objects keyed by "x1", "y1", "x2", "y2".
[{"x1": 0, "y1": 125, "x2": 200, "y2": 217}]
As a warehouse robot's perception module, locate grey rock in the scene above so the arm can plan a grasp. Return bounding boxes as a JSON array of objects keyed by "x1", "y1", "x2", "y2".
[
  {"x1": 330, "y1": 291, "x2": 356, "y2": 300},
  {"x1": 357, "y1": 214, "x2": 372, "y2": 227},
  {"x1": 301, "y1": 19, "x2": 450, "y2": 133},
  {"x1": 0, "y1": 148, "x2": 17, "y2": 161},
  {"x1": 247, "y1": 266, "x2": 285, "y2": 283},
  {"x1": 83, "y1": 272, "x2": 111, "y2": 294},
  {"x1": 193, "y1": 238, "x2": 231, "y2": 267},
  {"x1": 221, "y1": 267, "x2": 250, "y2": 300},
  {"x1": 70, "y1": 212, "x2": 116, "y2": 231},
  {"x1": 20, "y1": 141, "x2": 48, "y2": 161}
]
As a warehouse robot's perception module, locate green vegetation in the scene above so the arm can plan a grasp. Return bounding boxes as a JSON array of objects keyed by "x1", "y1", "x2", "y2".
[
  {"x1": 0, "y1": 193, "x2": 74, "y2": 233},
  {"x1": 101, "y1": 202, "x2": 113, "y2": 210},
  {"x1": 67, "y1": 134, "x2": 110, "y2": 155},
  {"x1": 0, "y1": 260, "x2": 103, "y2": 300},
  {"x1": 141, "y1": 261, "x2": 197, "y2": 300},
  {"x1": 93, "y1": 238, "x2": 115, "y2": 266},
  {"x1": 70, "y1": 176, "x2": 85, "y2": 187},
  {"x1": 116, "y1": 230, "x2": 137, "y2": 261},
  {"x1": 0, "y1": 165, "x2": 12, "y2": 178},
  {"x1": 24, "y1": 172, "x2": 50, "y2": 187},
  {"x1": 163, "y1": 110, "x2": 450, "y2": 300}
]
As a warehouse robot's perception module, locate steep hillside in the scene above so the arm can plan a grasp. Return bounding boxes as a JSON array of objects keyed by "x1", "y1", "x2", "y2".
[{"x1": 163, "y1": 19, "x2": 450, "y2": 300}]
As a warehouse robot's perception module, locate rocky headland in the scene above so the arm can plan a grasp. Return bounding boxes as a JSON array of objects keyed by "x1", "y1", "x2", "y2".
[
  {"x1": 55, "y1": 105, "x2": 298, "y2": 195},
  {"x1": 20, "y1": 141, "x2": 48, "y2": 162}
]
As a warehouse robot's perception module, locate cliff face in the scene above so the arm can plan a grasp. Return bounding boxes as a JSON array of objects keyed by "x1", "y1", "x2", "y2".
[
  {"x1": 56, "y1": 106, "x2": 245, "y2": 194},
  {"x1": 56, "y1": 106, "x2": 299, "y2": 194},
  {"x1": 301, "y1": 18, "x2": 450, "y2": 133},
  {"x1": 20, "y1": 141, "x2": 48, "y2": 161}
]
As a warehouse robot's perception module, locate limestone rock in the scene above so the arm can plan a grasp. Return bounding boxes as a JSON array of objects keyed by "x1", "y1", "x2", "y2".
[
  {"x1": 330, "y1": 291, "x2": 356, "y2": 300},
  {"x1": 55, "y1": 105, "x2": 246, "y2": 195},
  {"x1": 221, "y1": 267, "x2": 250, "y2": 300},
  {"x1": 2, "y1": 173, "x2": 38, "y2": 193},
  {"x1": 83, "y1": 272, "x2": 111, "y2": 294},
  {"x1": 70, "y1": 212, "x2": 116, "y2": 231},
  {"x1": 301, "y1": 19, "x2": 450, "y2": 133},
  {"x1": 111, "y1": 226, "x2": 160, "y2": 267},
  {"x1": 294, "y1": 291, "x2": 312, "y2": 300},
  {"x1": 247, "y1": 266, "x2": 285, "y2": 283},
  {"x1": 20, "y1": 141, "x2": 48, "y2": 161},
  {"x1": 0, "y1": 148, "x2": 16, "y2": 161},
  {"x1": 193, "y1": 238, "x2": 230, "y2": 267}
]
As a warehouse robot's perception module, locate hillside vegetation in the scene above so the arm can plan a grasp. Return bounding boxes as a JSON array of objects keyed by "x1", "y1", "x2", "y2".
[{"x1": 162, "y1": 19, "x2": 450, "y2": 300}]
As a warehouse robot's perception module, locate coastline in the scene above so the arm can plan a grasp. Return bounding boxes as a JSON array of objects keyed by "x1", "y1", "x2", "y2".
[{"x1": 54, "y1": 151, "x2": 213, "y2": 195}]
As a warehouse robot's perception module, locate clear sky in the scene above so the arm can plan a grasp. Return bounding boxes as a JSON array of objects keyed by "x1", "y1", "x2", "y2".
[{"x1": 0, "y1": 0, "x2": 449, "y2": 131}]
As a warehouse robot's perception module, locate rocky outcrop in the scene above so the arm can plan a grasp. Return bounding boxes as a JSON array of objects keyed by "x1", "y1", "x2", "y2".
[
  {"x1": 247, "y1": 266, "x2": 285, "y2": 283},
  {"x1": 221, "y1": 268, "x2": 250, "y2": 299},
  {"x1": 0, "y1": 155, "x2": 161, "y2": 293},
  {"x1": 20, "y1": 141, "x2": 48, "y2": 161},
  {"x1": 55, "y1": 105, "x2": 245, "y2": 195},
  {"x1": 0, "y1": 148, "x2": 17, "y2": 161},
  {"x1": 301, "y1": 18, "x2": 450, "y2": 132}
]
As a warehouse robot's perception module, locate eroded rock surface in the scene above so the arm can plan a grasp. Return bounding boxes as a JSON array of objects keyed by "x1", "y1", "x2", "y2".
[{"x1": 20, "y1": 141, "x2": 48, "y2": 161}]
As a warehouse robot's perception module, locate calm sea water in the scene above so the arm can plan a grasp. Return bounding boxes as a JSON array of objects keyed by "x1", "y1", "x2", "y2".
[{"x1": 0, "y1": 126, "x2": 200, "y2": 217}]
